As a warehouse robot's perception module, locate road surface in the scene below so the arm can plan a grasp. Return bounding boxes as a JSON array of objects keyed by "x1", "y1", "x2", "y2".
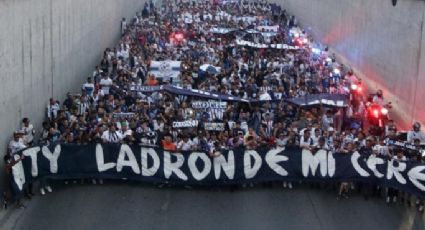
[{"x1": 1, "y1": 182, "x2": 424, "y2": 230}]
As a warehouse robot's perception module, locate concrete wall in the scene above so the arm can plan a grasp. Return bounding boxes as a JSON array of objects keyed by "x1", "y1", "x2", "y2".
[
  {"x1": 275, "y1": 0, "x2": 425, "y2": 130},
  {"x1": 0, "y1": 0, "x2": 145, "y2": 178}
]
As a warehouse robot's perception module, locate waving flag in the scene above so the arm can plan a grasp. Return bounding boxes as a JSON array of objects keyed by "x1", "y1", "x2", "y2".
[{"x1": 150, "y1": 61, "x2": 181, "y2": 83}]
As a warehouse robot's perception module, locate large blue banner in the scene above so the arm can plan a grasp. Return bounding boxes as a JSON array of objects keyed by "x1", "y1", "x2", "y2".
[{"x1": 10, "y1": 144, "x2": 425, "y2": 197}]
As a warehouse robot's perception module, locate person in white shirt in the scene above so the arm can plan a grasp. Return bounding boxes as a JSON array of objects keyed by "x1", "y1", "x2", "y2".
[
  {"x1": 314, "y1": 136, "x2": 329, "y2": 151},
  {"x1": 121, "y1": 46, "x2": 130, "y2": 60},
  {"x1": 21, "y1": 118, "x2": 35, "y2": 146},
  {"x1": 342, "y1": 128, "x2": 356, "y2": 146},
  {"x1": 300, "y1": 129, "x2": 313, "y2": 150},
  {"x1": 376, "y1": 139, "x2": 390, "y2": 157},
  {"x1": 311, "y1": 128, "x2": 322, "y2": 146},
  {"x1": 261, "y1": 113, "x2": 274, "y2": 137},
  {"x1": 119, "y1": 122, "x2": 134, "y2": 143},
  {"x1": 101, "y1": 124, "x2": 123, "y2": 143},
  {"x1": 99, "y1": 74, "x2": 113, "y2": 95},
  {"x1": 276, "y1": 133, "x2": 288, "y2": 148},
  {"x1": 322, "y1": 110, "x2": 334, "y2": 132},
  {"x1": 121, "y1": 18, "x2": 127, "y2": 35},
  {"x1": 8, "y1": 131, "x2": 27, "y2": 156},
  {"x1": 153, "y1": 116, "x2": 165, "y2": 132},
  {"x1": 93, "y1": 66, "x2": 103, "y2": 83},
  {"x1": 47, "y1": 98, "x2": 60, "y2": 121},
  {"x1": 77, "y1": 96, "x2": 90, "y2": 116},
  {"x1": 82, "y1": 77, "x2": 95, "y2": 97},
  {"x1": 177, "y1": 135, "x2": 194, "y2": 151},
  {"x1": 407, "y1": 122, "x2": 425, "y2": 144},
  {"x1": 259, "y1": 90, "x2": 271, "y2": 101},
  {"x1": 393, "y1": 149, "x2": 406, "y2": 162}
]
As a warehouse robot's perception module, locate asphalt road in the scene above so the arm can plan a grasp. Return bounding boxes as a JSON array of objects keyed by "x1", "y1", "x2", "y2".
[{"x1": 1, "y1": 182, "x2": 424, "y2": 230}]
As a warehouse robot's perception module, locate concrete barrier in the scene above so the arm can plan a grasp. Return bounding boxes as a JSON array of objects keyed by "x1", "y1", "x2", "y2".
[{"x1": 0, "y1": 0, "x2": 146, "y2": 188}]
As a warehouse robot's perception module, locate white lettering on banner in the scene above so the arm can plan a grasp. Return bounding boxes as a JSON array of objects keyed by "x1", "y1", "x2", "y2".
[
  {"x1": 351, "y1": 152, "x2": 370, "y2": 177},
  {"x1": 164, "y1": 151, "x2": 188, "y2": 181},
  {"x1": 22, "y1": 147, "x2": 41, "y2": 177},
  {"x1": 192, "y1": 101, "x2": 227, "y2": 109},
  {"x1": 244, "y1": 150, "x2": 262, "y2": 179},
  {"x1": 130, "y1": 85, "x2": 162, "y2": 92},
  {"x1": 204, "y1": 123, "x2": 225, "y2": 131},
  {"x1": 191, "y1": 89, "x2": 212, "y2": 97},
  {"x1": 256, "y1": 25, "x2": 279, "y2": 32},
  {"x1": 301, "y1": 149, "x2": 332, "y2": 177},
  {"x1": 96, "y1": 144, "x2": 116, "y2": 172},
  {"x1": 17, "y1": 144, "x2": 425, "y2": 194},
  {"x1": 386, "y1": 139, "x2": 420, "y2": 151},
  {"x1": 141, "y1": 147, "x2": 160, "y2": 176},
  {"x1": 321, "y1": 99, "x2": 335, "y2": 106},
  {"x1": 188, "y1": 152, "x2": 212, "y2": 181},
  {"x1": 12, "y1": 155, "x2": 25, "y2": 191},
  {"x1": 367, "y1": 156, "x2": 385, "y2": 178},
  {"x1": 42, "y1": 145, "x2": 61, "y2": 174},
  {"x1": 116, "y1": 144, "x2": 140, "y2": 174},
  {"x1": 213, "y1": 150, "x2": 235, "y2": 179},
  {"x1": 387, "y1": 160, "x2": 407, "y2": 185},
  {"x1": 407, "y1": 166, "x2": 425, "y2": 191},
  {"x1": 112, "y1": 113, "x2": 136, "y2": 119},
  {"x1": 236, "y1": 39, "x2": 299, "y2": 50},
  {"x1": 265, "y1": 148, "x2": 288, "y2": 176},
  {"x1": 328, "y1": 151, "x2": 336, "y2": 177},
  {"x1": 172, "y1": 120, "x2": 199, "y2": 128}
]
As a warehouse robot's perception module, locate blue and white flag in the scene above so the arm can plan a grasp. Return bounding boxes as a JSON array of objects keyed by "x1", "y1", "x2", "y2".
[
  {"x1": 200, "y1": 64, "x2": 221, "y2": 74},
  {"x1": 234, "y1": 16, "x2": 257, "y2": 24},
  {"x1": 256, "y1": 25, "x2": 280, "y2": 32},
  {"x1": 150, "y1": 61, "x2": 181, "y2": 83},
  {"x1": 164, "y1": 85, "x2": 250, "y2": 102},
  {"x1": 235, "y1": 39, "x2": 299, "y2": 50},
  {"x1": 210, "y1": 27, "x2": 238, "y2": 34},
  {"x1": 286, "y1": 94, "x2": 349, "y2": 107},
  {"x1": 218, "y1": 0, "x2": 239, "y2": 4}
]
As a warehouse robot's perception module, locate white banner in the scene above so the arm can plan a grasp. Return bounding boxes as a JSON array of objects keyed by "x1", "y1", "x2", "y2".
[
  {"x1": 112, "y1": 113, "x2": 136, "y2": 119},
  {"x1": 256, "y1": 25, "x2": 280, "y2": 32},
  {"x1": 192, "y1": 101, "x2": 227, "y2": 109},
  {"x1": 218, "y1": 0, "x2": 239, "y2": 4},
  {"x1": 204, "y1": 122, "x2": 226, "y2": 131},
  {"x1": 173, "y1": 120, "x2": 199, "y2": 128},
  {"x1": 235, "y1": 39, "x2": 299, "y2": 50},
  {"x1": 235, "y1": 39, "x2": 269, "y2": 48},
  {"x1": 150, "y1": 61, "x2": 181, "y2": 82},
  {"x1": 269, "y1": 44, "x2": 300, "y2": 50},
  {"x1": 199, "y1": 64, "x2": 221, "y2": 74},
  {"x1": 182, "y1": 12, "x2": 193, "y2": 24},
  {"x1": 210, "y1": 27, "x2": 238, "y2": 34},
  {"x1": 234, "y1": 16, "x2": 257, "y2": 24},
  {"x1": 129, "y1": 85, "x2": 162, "y2": 92}
]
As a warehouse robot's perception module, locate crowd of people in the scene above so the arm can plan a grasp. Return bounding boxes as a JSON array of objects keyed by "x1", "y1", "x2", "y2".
[{"x1": 3, "y1": 0, "x2": 425, "y2": 212}]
